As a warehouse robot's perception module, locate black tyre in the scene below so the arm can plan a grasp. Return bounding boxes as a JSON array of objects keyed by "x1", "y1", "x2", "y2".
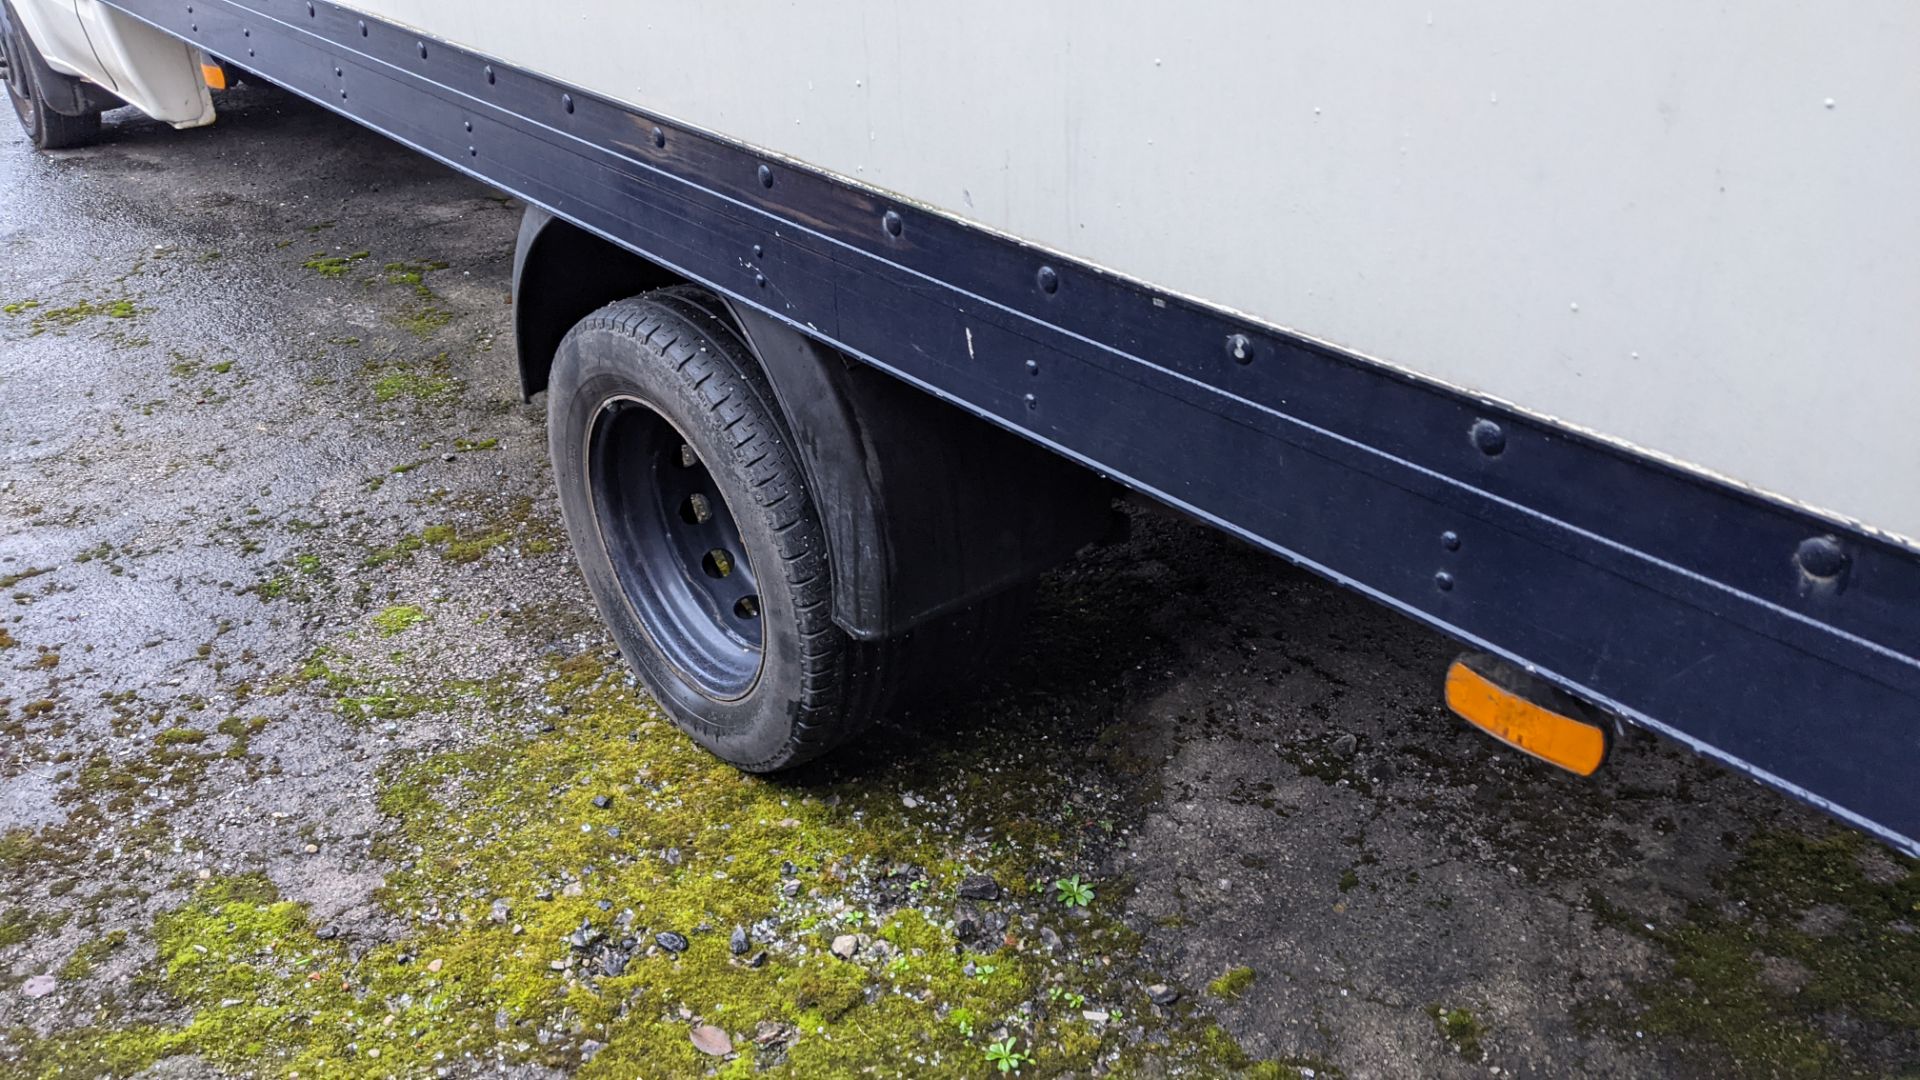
[
  {"x1": 549, "y1": 288, "x2": 894, "y2": 769},
  {"x1": 551, "y1": 288, "x2": 1031, "y2": 768},
  {"x1": 0, "y1": 4, "x2": 100, "y2": 150}
]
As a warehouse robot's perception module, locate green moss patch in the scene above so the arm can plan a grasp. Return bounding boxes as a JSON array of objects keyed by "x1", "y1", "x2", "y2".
[
  {"x1": 1, "y1": 566, "x2": 53, "y2": 589},
  {"x1": 392, "y1": 303, "x2": 455, "y2": 339},
  {"x1": 382, "y1": 259, "x2": 449, "y2": 298},
  {"x1": 7, "y1": 655, "x2": 1280, "y2": 1077},
  {"x1": 58, "y1": 930, "x2": 128, "y2": 980},
  {"x1": 362, "y1": 498, "x2": 561, "y2": 568},
  {"x1": 1426, "y1": 1005, "x2": 1485, "y2": 1061},
  {"x1": 1589, "y1": 828, "x2": 1919, "y2": 1076},
  {"x1": 366, "y1": 353, "x2": 460, "y2": 403},
  {"x1": 301, "y1": 250, "x2": 369, "y2": 277},
  {"x1": 0, "y1": 905, "x2": 69, "y2": 948},
  {"x1": 3, "y1": 298, "x2": 138, "y2": 335},
  {"x1": 372, "y1": 605, "x2": 426, "y2": 637},
  {"x1": 1208, "y1": 966, "x2": 1256, "y2": 1000},
  {"x1": 152, "y1": 727, "x2": 209, "y2": 747},
  {"x1": 275, "y1": 647, "x2": 496, "y2": 728}
]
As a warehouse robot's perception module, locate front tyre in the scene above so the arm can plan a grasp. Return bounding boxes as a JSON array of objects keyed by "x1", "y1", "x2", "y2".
[
  {"x1": 549, "y1": 288, "x2": 885, "y2": 770},
  {"x1": 0, "y1": 2, "x2": 101, "y2": 150}
]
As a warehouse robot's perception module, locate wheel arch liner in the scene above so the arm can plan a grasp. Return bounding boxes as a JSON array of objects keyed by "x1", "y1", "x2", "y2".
[
  {"x1": 98, "y1": 0, "x2": 1920, "y2": 855},
  {"x1": 511, "y1": 205, "x2": 681, "y2": 400}
]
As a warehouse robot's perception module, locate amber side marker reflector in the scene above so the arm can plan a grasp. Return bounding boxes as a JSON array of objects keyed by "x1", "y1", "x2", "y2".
[
  {"x1": 1445, "y1": 653, "x2": 1608, "y2": 776},
  {"x1": 202, "y1": 63, "x2": 227, "y2": 91}
]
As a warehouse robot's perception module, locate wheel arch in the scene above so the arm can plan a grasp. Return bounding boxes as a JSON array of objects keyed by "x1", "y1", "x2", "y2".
[
  {"x1": 512, "y1": 207, "x2": 686, "y2": 400},
  {"x1": 516, "y1": 205, "x2": 1116, "y2": 641},
  {"x1": 2, "y1": 0, "x2": 121, "y2": 117}
]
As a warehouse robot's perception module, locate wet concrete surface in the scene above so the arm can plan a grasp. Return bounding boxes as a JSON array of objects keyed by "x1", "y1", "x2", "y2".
[{"x1": 1, "y1": 87, "x2": 1915, "y2": 1078}]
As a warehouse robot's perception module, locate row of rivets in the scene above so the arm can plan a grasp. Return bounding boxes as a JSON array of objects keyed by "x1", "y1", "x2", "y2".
[
  {"x1": 284, "y1": 0, "x2": 1862, "y2": 624},
  {"x1": 318, "y1": 6, "x2": 608, "y2": 132},
  {"x1": 177, "y1": 6, "x2": 1489, "y2": 468},
  {"x1": 1439, "y1": 417, "x2": 1504, "y2": 591},
  {"x1": 1436, "y1": 530, "x2": 1460, "y2": 592},
  {"x1": 1447, "y1": 418, "x2": 1848, "y2": 603}
]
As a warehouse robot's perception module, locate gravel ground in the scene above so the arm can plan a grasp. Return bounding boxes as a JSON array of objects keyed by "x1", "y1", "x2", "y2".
[{"x1": 1, "y1": 85, "x2": 1914, "y2": 1079}]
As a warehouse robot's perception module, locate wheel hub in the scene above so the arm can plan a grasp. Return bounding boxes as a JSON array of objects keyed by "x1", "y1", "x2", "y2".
[{"x1": 588, "y1": 395, "x2": 763, "y2": 700}]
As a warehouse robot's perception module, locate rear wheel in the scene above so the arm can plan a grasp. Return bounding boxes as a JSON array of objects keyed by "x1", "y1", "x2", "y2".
[
  {"x1": 554, "y1": 288, "x2": 994, "y2": 769},
  {"x1": 551, "y1": 288, "x2": 1032, "y2": 769},
  {"x1": 0, "y1": 4, "x2": 101, "y2": 150}
]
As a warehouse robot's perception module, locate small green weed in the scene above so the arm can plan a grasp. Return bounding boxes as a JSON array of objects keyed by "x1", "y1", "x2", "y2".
[
  {"x1": 986, "y1": 1036, "x2": 1032, "y2": 1073},
  {"x1": 1055, "y1": 875, "x2": 1095, "y2": 908}
]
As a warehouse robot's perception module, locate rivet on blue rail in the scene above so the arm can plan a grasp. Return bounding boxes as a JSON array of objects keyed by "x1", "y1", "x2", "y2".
[
  {"x1": 1036, "y1": 266, "x2": 1059, "y2": 294},
  {"x1": 882, "y1": 210, "x2": 903, "y2": 237},
  {"x1": 1434, "y1": 571, "x2": 1455, "y2": 591},
  {"x1": 1469, "y1": 419, "x2": 1506, "y2": 457},
  {"x1": 757, "y1": 165, "x2": 774, "y2": 188},
  {"x1": 651, "y1": 127, "x2": 665, "y2": 148},
  {"x1": 1794, "y1": 535, "x2": 1849, "y2": 580},
  {"x1": 563, "y1": 94, "x2": 574, "y2": 114},
  {"x1": 1440, "y1": 531, "x2": 1461, "y2": 551},
  {"x1": 1226, "y1": 333, "x2": 1252, "y2": 364}
]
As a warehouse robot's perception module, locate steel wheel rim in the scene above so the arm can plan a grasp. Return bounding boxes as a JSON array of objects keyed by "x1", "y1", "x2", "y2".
[{"x1": 587, "y1": 394, "x2": 764, "y2": 700}]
